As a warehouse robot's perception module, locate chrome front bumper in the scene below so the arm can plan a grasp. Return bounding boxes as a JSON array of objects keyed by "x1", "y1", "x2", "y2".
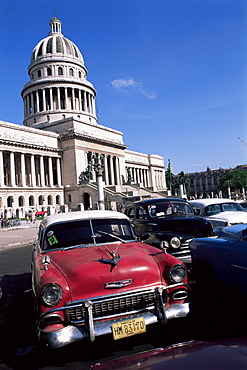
[{"x1": 38, "y1": 302, "x2": 190, "y2": 349}]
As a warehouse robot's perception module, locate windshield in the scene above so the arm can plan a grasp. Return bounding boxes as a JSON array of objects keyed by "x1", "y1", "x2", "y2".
[
  {"x1": 148, "y1": 201, "x2": 194, "y2": 218},
  {"x1": 204, "y1": 202, "x2": 246, "y2": 215},
  {"x1": 42, "y1": 218, "x2": 135, "y2": 250}
]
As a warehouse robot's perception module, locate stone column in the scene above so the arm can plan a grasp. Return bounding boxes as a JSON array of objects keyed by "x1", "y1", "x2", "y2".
[
  {"x1": 30, "y1": 93, "x2": 34, "y2": 114},
  {"x1": 21, "y1": 153, "x2": 26, "y2": 187},
  {"x1": 72, "y1": 88, "x2": 75, "y2": 110},
  {"x1": 10, "y1": 152, "x2": 16, "y2": 187},
  {"x1": 57, "y1": 88, "x2": 61, "y2": 110},
  {"x1": 103, "y1": 155, "x2": 108, "y2": 185},
  {"x1": 49, "y1": 88, "x2": 53, "y2": 110},
  {"x1": 83, "y1": 91, "x2": 87, "y2": 111},
  {"x1": 48, "y1": 157, "x2": 54, "y2": 187},
  {"x1": 40, "y1": 156, "x2": 45, "y2": 187},
  {"x1": 0, "y1": 151, "x2": 4, "y2": 187},
  {"x1": 115, "y1": 157, "x2": 120, "y2": 185},
  {"x1": 36, "y1": 91, "x2": 40, "y2": 112},
  {"x1": 42, "y1": 89, "x2": 46, "y2": 110},
  {"x1": 109, "y1": 156, "x2": 114, "y2": 185},
  {"x1": 56, "y1": 158, "x2": 62, "y2": 187},
  {"x1": 78, "y1": 90, "x2": 82, "y2": 111},
  {"x1": 64, "y1": 87, "x2": 68, "y2": 109},
  {"x1": 31, "y1": 154, "x2": 36, "y2": 187}
]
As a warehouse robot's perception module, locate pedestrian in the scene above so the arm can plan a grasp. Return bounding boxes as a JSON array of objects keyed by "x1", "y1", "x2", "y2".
[{"x1": 31, "y1": 211, "x2": 36, "y2": 223}]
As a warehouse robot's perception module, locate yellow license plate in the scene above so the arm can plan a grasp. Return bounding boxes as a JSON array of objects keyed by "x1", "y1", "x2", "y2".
[{"x1": 112, "y1": 317, "x2": 146, "y2": 340}]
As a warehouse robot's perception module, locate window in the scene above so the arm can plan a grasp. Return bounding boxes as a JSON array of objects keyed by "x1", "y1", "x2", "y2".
[
  {"x1": 58, "y1": 67, "x2": 63, "y2": 75},
  {"x1": 78, "y1": 71, "x2": 81, "y2": 78},
  {"x1": 136, "y1": 207, "x2": 147, "y2": 220},
  {"x1": 69, "y1": 68, "x2": 74, "y2": 76},
  {"x1": 126, "y1": 207, "x2": 135, "y2": 219},
  {"x1": 38, "y1": 70, "x2": 41, "y2": 78},
  {"x1": 47, "y1": 67, "x2": 52, "y2": 76}
]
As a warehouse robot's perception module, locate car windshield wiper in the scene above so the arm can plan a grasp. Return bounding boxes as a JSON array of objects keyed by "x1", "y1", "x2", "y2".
[
  {"x1": 61, "y1": 243, "x2": 93, "y2": 251},
  {"x1": 96, "y1": 230, "x2": 127, "y2": 243}
]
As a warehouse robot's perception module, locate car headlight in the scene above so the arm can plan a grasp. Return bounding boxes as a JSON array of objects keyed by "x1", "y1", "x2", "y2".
[
  {"x1": 169, "y1": 265, "x2": 186, "y2": 283},
  {"x1": 41, "y1": 284, "x2": 62, "y2": 307},
  {"x1": 170, "y1": 237, "x2": 181, "y2": 249}
]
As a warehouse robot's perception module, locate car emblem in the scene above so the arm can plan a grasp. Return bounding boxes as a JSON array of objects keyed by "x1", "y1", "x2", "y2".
[{"x1": 104, "y1": 279, "x2": 132, "y2": 289}]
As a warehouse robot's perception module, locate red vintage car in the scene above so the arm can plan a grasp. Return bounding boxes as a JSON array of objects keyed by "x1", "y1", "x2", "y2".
[{"x1": 32, "y1": 210, "x2": 190, "y2": 349}]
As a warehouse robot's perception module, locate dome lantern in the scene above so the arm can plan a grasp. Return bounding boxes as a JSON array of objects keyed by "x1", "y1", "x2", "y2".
[{"x1": 49, "y1": 17, "x2": 62, "y2": 35}]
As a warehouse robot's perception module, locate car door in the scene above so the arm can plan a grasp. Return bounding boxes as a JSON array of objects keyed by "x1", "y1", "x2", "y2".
[{"x1": 229, "y1": 235, "x2": 247, "y2": 294}]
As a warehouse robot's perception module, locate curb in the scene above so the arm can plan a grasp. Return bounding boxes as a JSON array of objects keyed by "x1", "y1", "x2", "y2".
[{"x1": 0, "y1": 240, "x2": 35, "y2": 251}]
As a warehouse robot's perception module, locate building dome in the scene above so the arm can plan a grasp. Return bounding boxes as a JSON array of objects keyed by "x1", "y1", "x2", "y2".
[
  {"x1": 30, "y1": 17, "x2": 84, "y2": 66},
  {"x1": 22, "y1": 17, "x2": 97, "y2": 128}
]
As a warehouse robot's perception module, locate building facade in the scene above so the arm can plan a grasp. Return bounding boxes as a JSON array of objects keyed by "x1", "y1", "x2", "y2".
[
  {"x1": 0, "y1": 17, "x2": 166, "y2": 218},
  {"x1": 187, "y1": 165, "x2": 247, "y2": 199}
]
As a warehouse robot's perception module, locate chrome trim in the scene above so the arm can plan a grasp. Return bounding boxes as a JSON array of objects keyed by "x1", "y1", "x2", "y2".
[
  {"x1": 104, "y1": 279, "x2": 132, "y2": 289},
  {"x1": 38, "y1": 302, "x2": 190, "y2": 349},
  {"x1": 231, "y1": 264, "x2": 247, "y2": 272},
  {"x1": 64, "y1": 283, "x2": 188, "y2": 306}
]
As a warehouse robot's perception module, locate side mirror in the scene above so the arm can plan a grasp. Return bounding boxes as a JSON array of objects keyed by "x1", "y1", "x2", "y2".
[{"x1": 242, "y1": 228, "x2": 247, "y2": 240}]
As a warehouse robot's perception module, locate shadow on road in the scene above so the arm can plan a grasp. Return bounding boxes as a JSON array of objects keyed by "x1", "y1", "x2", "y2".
[{"x1": 1, "y1": 273, "x2": 247, "y2": 369}]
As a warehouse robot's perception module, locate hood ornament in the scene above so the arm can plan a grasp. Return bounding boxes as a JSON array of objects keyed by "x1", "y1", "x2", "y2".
[{"x1": 98, "y1": 246, "x2": 122, "y2": 268}]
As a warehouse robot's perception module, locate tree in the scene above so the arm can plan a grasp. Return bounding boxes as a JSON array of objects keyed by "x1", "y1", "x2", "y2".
[{"x1": 219, "y1": 168, "x2": 247, "y2": 196}]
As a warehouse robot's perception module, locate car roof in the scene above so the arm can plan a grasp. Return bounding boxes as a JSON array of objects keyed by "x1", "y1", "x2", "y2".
[
  {"x1": 128, "y1": 198, "x2": 189, "y2": 206},
  {"x1": 40, "y1": 210, "x2": 129, "y2": 228},
  {"x1": 189, "y1": 198, "x2": 235, "y2": 208}
]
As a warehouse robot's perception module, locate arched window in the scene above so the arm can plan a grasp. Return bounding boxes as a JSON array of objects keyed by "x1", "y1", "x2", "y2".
[
  {"x1": 38, "y1": 70, "x2": 41, "y2": 78},
  {"x1": 47, "y1": 195, "x2": 53, "y2": 205},
  {"x1": 7, "y1": 196, "x2": 14, "y2": 208},
  {"x1": 58, "y1": 67, "x2": 63, "y2": 75},
  {"x1": 56, "y1": 195, "x2": 61, "y2": 205},
  {"x1": 18, "y1": 196, "x2": 24, "y2": 207},
  {"x1": 69, "y1": 68, "x2": 74, "y2": 76},
  {"x1": 78, "y1": 71, "x2": 81, "y2": 78},
  {"x1": 38, "y1": 195, "x2": 44, "y2": 205},
  {"x1": 47, "y1": 67, "x2": 52, "y2": 76},
  {"x1": 29, "y1": 196, "x2": 35, "y2": 206}
]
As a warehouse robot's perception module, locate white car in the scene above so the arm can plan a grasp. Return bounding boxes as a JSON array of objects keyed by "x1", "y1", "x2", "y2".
[{"x1": 189, "y1": 198, "x2": 247, "y2": 230}]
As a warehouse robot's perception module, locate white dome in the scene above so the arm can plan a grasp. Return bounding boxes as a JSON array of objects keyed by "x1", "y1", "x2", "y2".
[{"x1": 30, "y1": 17, "x2": 84, "y2": 65}]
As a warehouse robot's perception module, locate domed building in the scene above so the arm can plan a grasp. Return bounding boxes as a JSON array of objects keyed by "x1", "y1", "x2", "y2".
[{"x1": 0, "y1": 17, "x2": 167, "y2": 218}]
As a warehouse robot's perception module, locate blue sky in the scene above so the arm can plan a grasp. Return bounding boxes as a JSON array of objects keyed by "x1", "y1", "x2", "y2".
[{"x1": 0, "y1": 0, "x2": 247, "y2": 174}]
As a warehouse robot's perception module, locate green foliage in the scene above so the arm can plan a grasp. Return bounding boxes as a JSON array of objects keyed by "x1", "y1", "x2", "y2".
[{"x1": 219, "y1": 168, "x2": 247, "y2": 192}]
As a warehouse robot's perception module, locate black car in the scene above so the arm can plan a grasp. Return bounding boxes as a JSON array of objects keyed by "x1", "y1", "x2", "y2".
[{"x1": 125, "y1": 198, "x2": 214, "y2": 264}]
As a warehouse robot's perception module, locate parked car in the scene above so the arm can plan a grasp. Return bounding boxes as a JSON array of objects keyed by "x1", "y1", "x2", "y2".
[
  {"x1": 239, "y1": 201, "x2": 247, "y2": 210},
  {"x1": 32, "y1": 210, "x2": 190, "y2": 349},
  {"x1": 190, "y1": 223, "x2": 247, "y2": 296},
  {"x1": 190, "y1": 198, "x2": 247, "y2": 230},
  {"x1": 124, "y1": 198, "x2": 214, "y2": 264},
  {"x1": 91, "y1": 337, "x2": 247, "y2": 369}
]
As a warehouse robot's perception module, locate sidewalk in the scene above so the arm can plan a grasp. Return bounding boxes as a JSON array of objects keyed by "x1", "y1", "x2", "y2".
[{"x1": 0, "y1": 220, "x2": 41, "y2": 250}]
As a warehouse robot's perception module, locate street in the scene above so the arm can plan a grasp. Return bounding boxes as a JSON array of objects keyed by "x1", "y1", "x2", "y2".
[{"x1": 0, "y1": 240, "x2": 247, "y2": 369}]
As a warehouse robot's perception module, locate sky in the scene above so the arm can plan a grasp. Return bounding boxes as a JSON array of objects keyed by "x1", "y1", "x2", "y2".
[{"x1": 0, "y1": 0, "x2": 247, "y2": 175}]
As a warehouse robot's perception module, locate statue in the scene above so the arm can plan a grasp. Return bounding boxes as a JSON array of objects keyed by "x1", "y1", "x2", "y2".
[
  {"x1": 78, "y1": 162, "x2": 93, "y2": 184},
  {"x1": 127, "y1": 167, "x2": 132, "y2": 184}
]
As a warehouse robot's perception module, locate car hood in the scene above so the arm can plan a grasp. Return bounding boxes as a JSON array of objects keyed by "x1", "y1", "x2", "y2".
[
  {"x1": 151, "y1": 215, "x2": 212, "y2": 237},
  {"x1": 206, "y1": 211, "x2": 247, "y2": 224},
  {"x1": 49, "y1": 242, "x2": 166, "y2": 301}
]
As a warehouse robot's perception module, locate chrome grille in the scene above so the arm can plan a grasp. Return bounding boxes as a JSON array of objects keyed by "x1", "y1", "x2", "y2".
[{"x1": 68, "y1": 291, "x2": 156, "y2": 322}]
